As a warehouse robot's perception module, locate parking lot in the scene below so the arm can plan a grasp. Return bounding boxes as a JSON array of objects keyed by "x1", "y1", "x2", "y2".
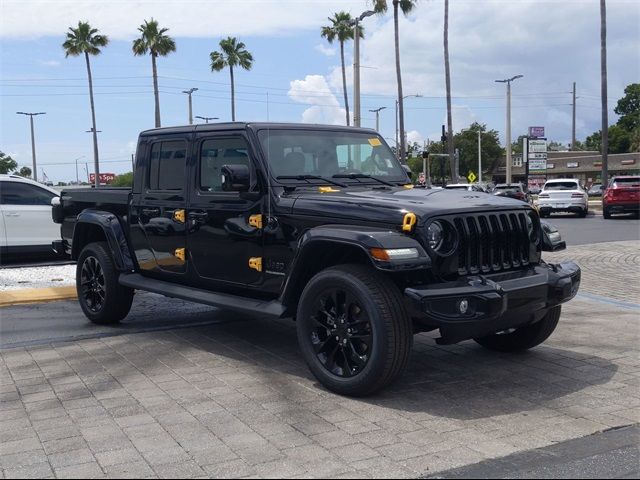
[{"x1": 1, "y1": 235, "x2": 639, "y2": 478}]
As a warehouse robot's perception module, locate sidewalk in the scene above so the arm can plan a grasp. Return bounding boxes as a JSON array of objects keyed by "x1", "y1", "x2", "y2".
[{"x1": 1, "y1": 242, "x2": 638, "y2": 478}]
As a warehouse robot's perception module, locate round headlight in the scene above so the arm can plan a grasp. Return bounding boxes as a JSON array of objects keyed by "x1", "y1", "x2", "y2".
[{"x1": 427, "y1": 221, "x2": 444, "y2": 251}]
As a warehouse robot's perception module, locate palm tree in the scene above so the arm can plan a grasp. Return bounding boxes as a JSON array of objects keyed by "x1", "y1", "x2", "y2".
[
  {"x1": 374, "y1": 0, "x2": 418, "y2": 163},
  {"x1": 210, "y1": 37, "x2": 253, "y2": 121},
  {"x1": 63, "y1": 21, "x2": 108, "y2": 188},
  {"x1": 444, "y1": 0, "x2": 455, "y2": 180},
  {"x1": 321, "y1": 12, "x2": 363, "y2": 126},
  {"x1": 132, "y1": 19, "x2": 176, "y2": 128},
  {"x1": 600, "y1": 0, "x2": 608, "y2": 185}
]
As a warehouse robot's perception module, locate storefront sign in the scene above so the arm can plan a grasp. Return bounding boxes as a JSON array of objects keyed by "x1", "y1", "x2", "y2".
[
  {"x1": 529, "y1": 158, "x2": 547, "y2": 172},
  {"x1": 528, "y1": 126, "x2": 545, "y2": 138},
  {"x1": 567, "y1": 162, "x2": 579, "y2": 168},
  {"x1": 528, "y1": 139, "x2": 547, "y2": 153}
]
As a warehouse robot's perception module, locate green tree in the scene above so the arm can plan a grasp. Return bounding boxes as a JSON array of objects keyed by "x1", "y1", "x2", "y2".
[
  {"x1": 0, "y1": 152, "x2": 18, "y2": 174},
  {"x1": 454, "y1": 123, "x2": 503, "y2": 180},
  {"x1": 614, "y1": 83, "x2": 639, "y2": 132},
  {"x1": 210, "y1": 37, "x2": 253, "y2": 122},
  {"x1": 132, "y1": 19, "x2": 176, "y2": 128},
  {"x1": 585, "y1": 125, "x2": 632, "y2": 154},
  {"x1": 18, "y1": 166, "x2": 32, "y2": 178},
  {"x1": 321, "y1": 12, "x2": 363, "y2": 126},
  {"x1": 374, "y1": 0, "x2": 419, "y2": 163},
  {"x1": 111, "y1": 172, "x2": 134, "y2": 187},
  {"x1": 63, "y1": 21, "x2": 109, "y2": 188}
]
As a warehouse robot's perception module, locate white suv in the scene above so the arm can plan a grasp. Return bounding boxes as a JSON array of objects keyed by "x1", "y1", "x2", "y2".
[
  {"x1": 0, "y1": 174, "x2": 61, "y2": 256},
  {"x1": 537, "y1": 178, "x2": 589, "y2": 218}
]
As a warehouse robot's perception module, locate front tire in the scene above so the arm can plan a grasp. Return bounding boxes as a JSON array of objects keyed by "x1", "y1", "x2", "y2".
[
  {"x1": 77, "y1": 242, "x2": 134, "y2": 324},
  {"x1": 474, "y1": 306, "x2": 561, "y2": 352},
  {"x1": 296, "y1": 264, "x2": 413, "y2": 396}
]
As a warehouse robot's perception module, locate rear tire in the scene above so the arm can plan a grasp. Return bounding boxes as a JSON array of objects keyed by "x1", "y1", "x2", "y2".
[
  {"x1": 603, "y1": 207, "x2": 611, "y2": 219},
  {"x1": 76, "y1": 242, "x2": 133, "y2": 324},
  {"x1": 296, "y1": 264, "x2": 413, "y2": 396},
  {"x1": 474, "y1": 306, "x2": 561, "y2": 352},
  {"x1": 578, "y1": 208, "x2": 587, "y2": 218}
]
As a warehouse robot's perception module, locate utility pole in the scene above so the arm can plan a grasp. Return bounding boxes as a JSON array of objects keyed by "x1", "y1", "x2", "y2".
[
  {"x1": 183, "y1": 88, "x2": 198, "y2": 125},
  {"x1": 495, "y1": 75, "x2": 523, "y2": 183},
  {"x1": 195, "y1": 115, "x2": 219, "y2": 124},
  {"x1": 351, "y1": 10, "x2": 375, "y2": 128},
  {"x1": 571, "y1": 82, "x2": 577, "y2": 151},
  {"x1": 85, "y1": 129, "x2": 102, "y2": 186},
  {"x1": 369, "y1": 107, "x2": 386, "y2": 132},
  {"x1": 600, "y1": 0, "x2": 608, "y2": 185},
  {"x1": 441, "y1": 125, "x2": 447, "y2": 186},
  {"x1": 73, "y1": 155, "x2": 85, "y2": 185},
  {"x1": 16, "y1": 112, "x2": 46, "y2": 182}
]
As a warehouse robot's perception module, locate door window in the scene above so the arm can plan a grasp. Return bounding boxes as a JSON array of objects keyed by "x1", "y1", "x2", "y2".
[
  {"x1": 148, "y1": 141, "x2": 187, "y2": 191},
  {"x1": 199, "y1": 137, "x2": 253, "y2": 192},
  {"x1": 0, "y1": 182, "x2": 56, "y2": 205}
]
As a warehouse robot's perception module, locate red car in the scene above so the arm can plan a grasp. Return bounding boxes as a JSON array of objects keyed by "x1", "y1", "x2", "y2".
[{"x1": 603, "y1": 175, "x2": 640, "y2": 218}]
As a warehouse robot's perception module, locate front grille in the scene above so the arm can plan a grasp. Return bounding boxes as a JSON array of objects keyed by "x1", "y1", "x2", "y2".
[{"x1": 452, "y1": 211, "x2": 532, "y2": 275}]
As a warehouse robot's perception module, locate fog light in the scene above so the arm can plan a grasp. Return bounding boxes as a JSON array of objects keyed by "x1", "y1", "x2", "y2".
[{"x1": 458, "y1": 299, "x2": 469, "y2": 314}]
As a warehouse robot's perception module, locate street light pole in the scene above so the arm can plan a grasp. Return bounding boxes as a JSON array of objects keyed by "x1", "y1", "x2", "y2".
[
  {"x1": 369, "y1": 107, "x2": 386, "y2": 132},
  {"x1": 195, "y1": 115, "x2": 219, "y2": 124},
  {"x1": 351, "y1": 10, "x2": 375, "y2": 127},
  {"x1": 16, "y1": 112, "x2": 46, "y2": 182},
  {"x1": 395, "y1": 95, "x2": 422, "y2": 162},
  {"x1": 495, "y1": 75, "x2": 523, "y2": 183},
  {"x1": 85, "y1": 129, "x2": 102, "y2": 186},
  {"x1": 183, "y1": 88, "x2": 199, "y2": 125},
  {"x1": 73, "y1": 155, "x2": 85, "y2": 185},
  {"x1": 477, "y1": 130, "x2": 482, "y2": 183}
]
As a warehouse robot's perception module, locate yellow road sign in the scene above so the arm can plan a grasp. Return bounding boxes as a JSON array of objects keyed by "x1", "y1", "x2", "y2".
[{"x1": 468, "y1": 171, "x2": 477, "y2": 183}]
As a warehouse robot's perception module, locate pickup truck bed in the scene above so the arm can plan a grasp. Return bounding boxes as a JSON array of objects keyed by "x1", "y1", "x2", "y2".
[{"x1": 59, "y1": 187, "x2": 130, "y2": 217}]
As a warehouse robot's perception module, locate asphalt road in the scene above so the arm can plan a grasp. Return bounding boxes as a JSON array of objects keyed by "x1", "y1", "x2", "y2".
[{"x1": 543, "y1": 212, "x2": 639, "y2": 246}]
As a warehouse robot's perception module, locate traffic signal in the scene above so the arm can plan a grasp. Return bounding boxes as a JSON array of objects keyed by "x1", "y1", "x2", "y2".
[{"x1": 422, "y1": 150, "x2": 429, "y2": 159}]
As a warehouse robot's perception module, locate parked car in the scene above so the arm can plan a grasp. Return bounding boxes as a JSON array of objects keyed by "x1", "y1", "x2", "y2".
[
  {"x1": 444, "y1": 183, "x2": 486, "y2": 192},
  {"x1": 52, "y1": 122, "x2": 580, "y2": 396},
  {"x1": 0, "y1": 174, "x2": 61, "y2": 258},
  {"x1": 603, "y1": 176, "x2": 640, "y2": 219},
  {"x1": 588, "y1": 183, "x2": 604, "y2": 197},
  {"x1": 537, "y1": 179, "x2": 589, "y2": 218},
  {"x1": 493, "y1": 183, "x2": 530, "y2": 203}
]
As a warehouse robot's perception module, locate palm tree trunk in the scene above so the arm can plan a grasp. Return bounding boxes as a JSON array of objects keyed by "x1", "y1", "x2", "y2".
[
  {"x1": 230, "y1": 65, "x2": 235, "y2": 121},
  {"x1": 152, "y1": 53, "x2": 161, "y2": 127},
  {"x1": 444, "y1": 0, "x2": 455, "y2": 181},
  {"x1": 600, "y1": 0, "x2": 608, "y2": 184},
  {"x1": 85, "y1": 52, "x2": 100, "y2": 188},
  {"x1": 394, "y1": 1, "x2": 406, "y2": 164},
  {"x1": 340, "y1": 41, "x2": 350, "y2": 126}
]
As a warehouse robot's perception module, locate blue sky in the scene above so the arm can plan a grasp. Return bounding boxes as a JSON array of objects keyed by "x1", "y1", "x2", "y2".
[{"x1": 1, "y1": 0, "x2": 638, "y2": 183}]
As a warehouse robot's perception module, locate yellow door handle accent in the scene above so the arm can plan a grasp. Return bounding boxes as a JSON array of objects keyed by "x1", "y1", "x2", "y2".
[
  {"x1": 318, "y1": 186, "x2": 340, "y2": 193},
  {"x1": 174, "y1": 248, "x2": 186, "y2": 261},
  {"x1": 402, "y1": 212, "x2": 417, "y2": 232},
  {"x1": 248, "y1": 214, "x2": 263, "y2": 229},
  {"x1": 248, "y1": 257, "x2": 262, "y2": 272},
  {"x1": 173, "y1": 209, "x2": 186, "y2": 223}
]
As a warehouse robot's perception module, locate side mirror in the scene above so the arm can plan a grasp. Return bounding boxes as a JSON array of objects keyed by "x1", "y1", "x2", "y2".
[
  {"x1": 540, "y1": 221, "x2": 566, "y2": 251},
  {"x1": 401, "y1": 164, "x2": 412, "y2": 176},
  {"x1": 221, "y1": 164, "x2": 250, "y2": 192}
]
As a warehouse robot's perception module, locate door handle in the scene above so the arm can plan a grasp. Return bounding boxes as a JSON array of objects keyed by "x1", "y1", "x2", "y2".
[
  {"x1": 141, "y1": 207, "x2": 160, "y2": 216},
  {"x1": 188, "y1": 211, "x2": 208, "y2": 222},
  {"x1": 5, "y1": 213, "x2": 20, "y2": 217}
]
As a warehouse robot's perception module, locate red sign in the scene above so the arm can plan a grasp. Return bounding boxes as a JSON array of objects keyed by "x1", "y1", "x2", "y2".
[{"x1": 89, "y1": 173, "x2": 116, "y2": 184}]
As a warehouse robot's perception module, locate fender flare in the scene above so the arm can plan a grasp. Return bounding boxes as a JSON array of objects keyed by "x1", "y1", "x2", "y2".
[
  {"x1": 280, "y1": 224, "x2": 430, "y2": 307},
  {"x1": 71, "y1": 209, "x2": 135, "y2": 271}
]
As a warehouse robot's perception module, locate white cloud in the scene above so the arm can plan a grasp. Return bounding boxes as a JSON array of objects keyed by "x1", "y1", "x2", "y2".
[
  {"x1": 1, "y1": 0, "x2": 367, "y2": 40},
  {"x1": 406, "y1": 130, "x2": 424, "y2": 145},
  {"x1": 288, "y1": 75, "x2": 346, "y2": 125},
  {"x1": 314, "y1": 44, "x2": 336, "y2": 57}
]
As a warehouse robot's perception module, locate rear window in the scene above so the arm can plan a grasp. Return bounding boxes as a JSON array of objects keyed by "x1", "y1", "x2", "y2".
[
  {"x1": 612, "y1": 177, "x2": 640, "y2": 187},
  {"x1": 543, "y1": 181, "x2": 579, "y2": 191}
]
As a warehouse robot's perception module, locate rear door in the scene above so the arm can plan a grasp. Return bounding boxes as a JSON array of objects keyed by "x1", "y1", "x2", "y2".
[
  {"x1": 0, "y1": 181, "x2": 59, "y2": 248},
  {"x1": 130, "y1": 137, "x2": 190, "y2": 277}
]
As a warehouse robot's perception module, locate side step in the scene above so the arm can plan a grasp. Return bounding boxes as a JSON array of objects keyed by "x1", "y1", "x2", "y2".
[{"x1": 119, "y1": 273, "x2": 286, "y2": 319}]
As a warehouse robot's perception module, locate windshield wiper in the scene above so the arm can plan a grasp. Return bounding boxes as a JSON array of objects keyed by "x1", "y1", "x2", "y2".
[
  {"x1": 276, "y1": 175, "x2": 347, "y2": 188},
  {"x1": 332, "y1": 173, "x2": 395, "y2": 187}
]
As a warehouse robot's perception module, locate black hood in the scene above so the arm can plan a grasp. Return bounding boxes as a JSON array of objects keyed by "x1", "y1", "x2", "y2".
[{"x1": 287, "y1": 186, "x2": 531, "y2": 225}]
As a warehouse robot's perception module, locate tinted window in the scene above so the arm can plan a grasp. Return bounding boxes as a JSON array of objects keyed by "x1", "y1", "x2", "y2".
[
  {"x1": 200, "y1": 137, "x2": 251, "y2": 192},
  {"x1": 148, "y1": 141, "x2": 187, "y2": 191},
  {"x1": 0, "y1": 182, "x2": 56, "y2": 205},
  {"x1": 612, "y1": 177, "x2": 640, "y2": 187},
  {"x1": 543, "y1": 181, "x2": 579, "y2": 191}
]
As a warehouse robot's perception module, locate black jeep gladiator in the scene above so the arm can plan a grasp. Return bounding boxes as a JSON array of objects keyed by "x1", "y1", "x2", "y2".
[{"x1": 53, "y1": 123, "x2": 580, "y2": 396}]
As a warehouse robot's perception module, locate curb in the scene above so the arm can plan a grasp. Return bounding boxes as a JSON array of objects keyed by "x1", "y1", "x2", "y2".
[{"x1": 0, "y1": 286, "x2": 77, "y2": 307}]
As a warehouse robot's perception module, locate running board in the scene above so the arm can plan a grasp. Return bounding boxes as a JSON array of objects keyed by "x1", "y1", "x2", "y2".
[{"x1": 119, "y1": 273, "x2": 286, "y2": 319}]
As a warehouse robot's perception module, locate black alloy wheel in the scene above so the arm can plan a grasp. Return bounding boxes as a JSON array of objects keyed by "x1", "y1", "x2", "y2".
[
  {"x1": 310, "y1": 288, "x2": 373, "y2": 378},
  {"x1": 80, "y1": 256, "x2": 106, "y2": 313}
]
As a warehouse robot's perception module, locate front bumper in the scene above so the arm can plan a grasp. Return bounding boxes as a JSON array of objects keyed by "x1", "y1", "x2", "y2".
[{"x1": 405, "y1": 262, "x2": 581, "y2": 344}]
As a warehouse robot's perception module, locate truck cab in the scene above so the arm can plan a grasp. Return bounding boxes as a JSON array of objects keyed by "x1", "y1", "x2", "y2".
[{"x1": 54, "y1": 122, "x2": 580, "y2": 396}]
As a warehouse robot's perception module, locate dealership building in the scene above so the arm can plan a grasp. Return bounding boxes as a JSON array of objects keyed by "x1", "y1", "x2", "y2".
[{"x1": 492, "y1": 151, "x2": 640, "y2": 187}]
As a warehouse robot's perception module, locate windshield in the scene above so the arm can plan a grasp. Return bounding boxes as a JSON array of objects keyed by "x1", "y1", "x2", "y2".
[
  {"x1": 543, "y1": 181, "x2": 579, "y2": 191},
  {"x1": 257, "y1": 129, "x2": 408, "y2": 184}
]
